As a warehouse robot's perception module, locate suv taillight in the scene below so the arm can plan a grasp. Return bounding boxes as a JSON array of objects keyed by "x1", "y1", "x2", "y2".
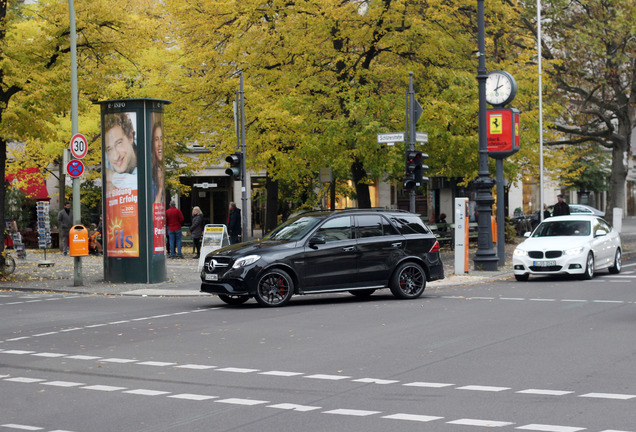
[{"x1": 429, "y1": 241, "x2": 440, "y2": 253}]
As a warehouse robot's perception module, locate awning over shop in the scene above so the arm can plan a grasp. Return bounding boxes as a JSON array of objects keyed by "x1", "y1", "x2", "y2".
[{"x1": 5, "y1": 167, "x2": 50, "y2": 201}]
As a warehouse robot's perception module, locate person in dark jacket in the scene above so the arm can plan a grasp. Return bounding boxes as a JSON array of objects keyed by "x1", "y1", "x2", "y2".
[
  {"x1": 552, "y1": 194, "x2": 570, "y2": 216},
  {"x1": 57, "y1": 202, "x2": 73, "y2": 255},
  {"x1": 228, "y1": 202, "x2": 241, "y2": 244},
  {"x1": 190, "y1": 206, "x2": 204, "y2": 259}
]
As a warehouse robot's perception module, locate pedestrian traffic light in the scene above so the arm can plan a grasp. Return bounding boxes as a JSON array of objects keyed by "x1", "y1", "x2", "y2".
[
  {"x1": 225, "y1": 153, "x2": 242, "y2": 180},
  {"x1": 404, "y1": 150, "x2": 429, "y2": 189}
]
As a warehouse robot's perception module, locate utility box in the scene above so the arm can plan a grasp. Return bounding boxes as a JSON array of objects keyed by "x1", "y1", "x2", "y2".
[{"x1": 69, "y1": 225, "x2": 89, "y2": 257}]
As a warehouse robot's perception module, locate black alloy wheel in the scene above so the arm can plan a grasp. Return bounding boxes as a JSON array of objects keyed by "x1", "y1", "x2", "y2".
[
  {"x1": 254, "y1": 269, "x2": 294, "y2": 307},
  {"x1": 390, "y1": 262, "x2": 426, "y2": 299}
]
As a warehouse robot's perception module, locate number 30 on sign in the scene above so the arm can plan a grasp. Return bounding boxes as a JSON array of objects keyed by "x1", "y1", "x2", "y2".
[{"x1": 70, "y1": 133, "x2": 88, "y2": 159}]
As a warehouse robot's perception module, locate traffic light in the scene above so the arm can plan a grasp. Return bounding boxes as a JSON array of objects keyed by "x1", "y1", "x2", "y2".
[
  {"x1": 403, "y1": 150, "x2": 429, "y2": 189},
  {"x1": 225, "y1": 153, "x2": 242, "y2": 180}
]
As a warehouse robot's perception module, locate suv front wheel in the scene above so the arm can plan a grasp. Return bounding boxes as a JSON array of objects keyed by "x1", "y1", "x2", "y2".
[{"x1": 390, "y1": 262, "x2": 426, "y2": 299}]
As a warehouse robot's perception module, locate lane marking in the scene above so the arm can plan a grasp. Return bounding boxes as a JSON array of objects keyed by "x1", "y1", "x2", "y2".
[
  {"x1": 516, "y1": 389, "x2": 574, "y2": 396},
  {"x1": 403, "y1": 382, "x2": 454, "y2": 388},
  {"x1": 304, "y1": 374, "x2": 351, "y2": 381},
  {"x1": 168, "y1": 394, "x2": 217, "y2": 401},
  {"x1": 135, "y1": 361, "x2": 176, "y2": 367},
  {"x1": 353, "y1": 378, "x2": 399, "y2": 385},
  {"x1": 515, "y1": 425, "x2": 585, "y2": 432},
  {"x1": 457, "y1": 385, "x2": 510, "y2": 392},
  {"x1": 41, "y1": 381, "x2": 85, "y2": 388},
  {"x1": 259, "y1": 371, "x2": 304, "y2": 377},
  {"x1": 123, "y1": 389, "x2": 171, "y2": 396},
  {"x1": 382, "y1": 413, "x2": 443, "y2": 422},
  {"x1": 0, "y1": 425, "x2": 44, "y2": 431},
  {"x1": 579, "y1": 392, "x2": 636, "y2": 400},
  {"x1": 175, "y1": 364, "x2": 216, "y2": 370},
  {"x1": 81, "y1": 385, "x2": 127, "y2": 392},
  {"x1": 268, "y1": 403, "x2": 321, "y2": 412},
  {"x1": 216, "y1": 367, "x2": 259, "y2": 373},
  {"x1": 215, "y1": 398, "x2": 269, "y2": 406},
  {"x1": 5, "y1": 377, "x2": 46, "y2": 383},
  {"x1": 323, "y1": 409, "x2": 381, "y2": 416},
  {"x1": 99, "y1": 358, "x2": 137, "y2": 364},
  {"x1": 448, "y1": 418, "x2": 513, "y2": 427}
]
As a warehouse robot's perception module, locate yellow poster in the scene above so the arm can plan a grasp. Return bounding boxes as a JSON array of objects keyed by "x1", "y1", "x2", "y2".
[{"x1": 489, "y1": 114, "x2": 503, "y2": 134}]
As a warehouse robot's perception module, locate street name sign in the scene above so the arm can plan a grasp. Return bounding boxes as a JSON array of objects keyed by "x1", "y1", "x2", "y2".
[
  {"x1": 377, "y1": 132, "x2": 405, "y2": 144},
  {"x1": 415, "y1": 132, "x2": 429, "y2": 143}
]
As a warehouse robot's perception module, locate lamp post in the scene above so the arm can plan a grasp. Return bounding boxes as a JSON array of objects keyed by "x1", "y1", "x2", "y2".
[{"x1": 473, "y1": 0, "x2": 499, "y2": 271}]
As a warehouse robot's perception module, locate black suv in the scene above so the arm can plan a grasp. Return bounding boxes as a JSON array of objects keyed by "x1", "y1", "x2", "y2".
[{"x1": 200, "y1": 209, "x2": 444, "y2": 307}]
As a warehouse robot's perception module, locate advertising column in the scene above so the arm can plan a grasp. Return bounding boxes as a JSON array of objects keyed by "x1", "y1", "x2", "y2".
[{"x1": 97, "y1": 98, "x2": 171, "y2": 283}]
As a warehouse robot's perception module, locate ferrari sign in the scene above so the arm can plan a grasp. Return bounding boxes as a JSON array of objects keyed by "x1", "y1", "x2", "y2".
[{"x1": 487, "y1": 108, "x2": 520, "y2": 159}]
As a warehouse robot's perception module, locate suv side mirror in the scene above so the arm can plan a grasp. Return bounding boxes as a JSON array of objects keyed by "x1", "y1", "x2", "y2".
[{"x1": 309, "y1": 235, "x2": 326, "y2": 248}]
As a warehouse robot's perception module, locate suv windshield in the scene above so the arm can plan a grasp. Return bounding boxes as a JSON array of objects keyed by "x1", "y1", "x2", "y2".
[{"x1": 263, "y1": 215, "x2": 324, "y2": 241}]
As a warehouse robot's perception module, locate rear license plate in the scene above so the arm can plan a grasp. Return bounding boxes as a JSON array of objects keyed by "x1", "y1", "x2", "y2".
[
  {"x1": 533, "y1": 260, "x2": 556, "y2": 267},
  {"x1": 205, "y1": 274, "x2": 218, "y2": 281}
]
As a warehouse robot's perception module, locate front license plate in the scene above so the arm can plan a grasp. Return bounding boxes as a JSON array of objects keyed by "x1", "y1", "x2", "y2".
[
  {"x1": 205, "y1": 274, "x2": 218, "y2": 281},
  {"x1": 533, "y1": 260, "x2": 556, "y2": 267}
]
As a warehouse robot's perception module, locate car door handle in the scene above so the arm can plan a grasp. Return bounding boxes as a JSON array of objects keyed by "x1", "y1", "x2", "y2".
[
  {"x1": 342, "y1": 246, "x2": 355, "y2": 252},
  {"x1": 391, "y1": 242, "x2": 402, "y2": 248}
]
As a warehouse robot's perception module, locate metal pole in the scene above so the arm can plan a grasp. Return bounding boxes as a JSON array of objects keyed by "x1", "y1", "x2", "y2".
[
  {"x1": 408, "y1": 72, "x2": 416, "y2": 213},
  {"x1": 473, "y1": 0, "x2": 498, "y2": 271},
  {"x1": 68, "y1": 0, "x2": 82, "y2": 286},
  {"x1": 496, "y1": 159, "x2": 505, "y2": 266},
  {"x1": 239, "y1": 73, "x2": 248, "y2": 241},
  {"x1": 538, "y1": 0, "x2": 545, "y2": 221}
]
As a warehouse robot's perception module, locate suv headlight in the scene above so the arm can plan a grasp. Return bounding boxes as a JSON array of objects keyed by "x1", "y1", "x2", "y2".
[
  {"x1": 564, "y1": 246, "x2": 584, "y2": 256},
  {"x1": 513, "y1": 248, "x2": 527, "y2": 257},
  {"x1": 232, "y1": 255, "x2": 261, "y2": 269}
]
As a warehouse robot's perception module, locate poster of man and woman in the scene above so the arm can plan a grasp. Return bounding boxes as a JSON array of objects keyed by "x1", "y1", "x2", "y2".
[{"x1": 103, "y1": 111, "x2": 165, "y2": 257}]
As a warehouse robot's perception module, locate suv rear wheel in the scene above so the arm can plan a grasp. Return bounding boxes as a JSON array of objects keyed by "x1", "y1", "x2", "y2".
[{"x1": 390, "y1": 262, "x2": 426, "y2": 299}]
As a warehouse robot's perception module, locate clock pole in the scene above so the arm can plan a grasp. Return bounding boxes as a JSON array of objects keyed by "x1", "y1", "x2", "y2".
[{"x1": 474, "y1": 0, "x2": 499, "y2": 271}]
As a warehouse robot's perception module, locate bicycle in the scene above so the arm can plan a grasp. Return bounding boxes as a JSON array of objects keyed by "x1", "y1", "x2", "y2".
[{"x1": 1, "y1": 250, "x2": 16, "y2": 275}]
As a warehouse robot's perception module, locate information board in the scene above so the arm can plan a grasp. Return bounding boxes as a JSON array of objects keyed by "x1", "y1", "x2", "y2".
[{"x1": 197, "y1": 224, "x2": 230, "y2": 272}]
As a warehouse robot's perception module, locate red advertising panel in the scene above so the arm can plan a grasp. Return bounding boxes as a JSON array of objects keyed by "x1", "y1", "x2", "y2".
[
  {"x1": 487, "y1": 108, "x2": 520, "y2": 159},
  {"x1": 104, "y1": 112, "x2": 140, "y2": 257}
]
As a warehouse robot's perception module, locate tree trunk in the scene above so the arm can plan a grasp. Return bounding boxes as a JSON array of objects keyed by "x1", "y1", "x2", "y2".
[
  {"x1": 605, "y1": 130, "x2": 630, "y2": 226},
  {"x1": 351, "y1": 158, "x2": 371, "y2": 209},
  {"x1": 265, "y1": 174, "x2": 279, "y2": 233}
]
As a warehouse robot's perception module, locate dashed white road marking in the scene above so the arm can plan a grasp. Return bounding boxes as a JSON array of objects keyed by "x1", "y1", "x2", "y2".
[
  {"x1": 382, "y1": 413, "x2": 443, "y2": 422},
  {"x1": 267, "y1": 403, "x2": 321, "y2": 412},
  {"x1": 215, "y1": 398, "x2": 268, "y2": 406},
  {"x1": 516, "y1": 389, "x2": 574, "y2": 396},
  {"x1": 352, "y1": 378, "x2": 399, "y2": 385},
  {"x1": 216, "y1": 367, "x2": 259, "y2": 373},
  {"x1": 135, "y1": 361, "x2": 175, "y2": 367},
  {"x1": 5, "y1": 377, "x2": 46, "y2": 383},
  {"x1": 447, "y1": 418, "x2": 513, "y2": 427},
  {"x1": 32, "y1": 353, "x2": 66, "y2": 358},
  {"x1": 404, "y1": 381, "x2": 454, "y2": 388},
  {"x1": 259, "y1": 370, "x2": 304, "y2": 377},
  {"x1": 579, "y1": 392, "x2": 636, "y2": 400},
  {"x1": 0, "y1": 425, "x2": 44, "y2": 431},
  {"x1": 41, "y1": 381, "x2": 85, "y2": 388},
  {"x1": 515, "y1": 425, "x2": 585, "y2": 432},
  {"x1": 81, "y1": 385, "x2": 127, "y2": 392},
  {"x1": 99, "y1": 358, "x2": 137, "y2": 364},
  {"x1": 304, "y1": 374, "x2": 351, "y2": 380},
  {"x1": 457, "y1": 385, "x2": 510, "y2": 392},
  {"x1": 175, "y1": 364, "x2": 216, "y2": 370},
  {"x1": 323, "y1": 409, "x2": 381, "y2": 416},
  {"x1": 168, "y1": 393, "x2": 217, "y2": 401},
  {"x1": 123, "y1": 389, "x2": 171, "y2": 396},
  {"x1": 64, "y1": 355, "x2": 101, "y2": 360}
]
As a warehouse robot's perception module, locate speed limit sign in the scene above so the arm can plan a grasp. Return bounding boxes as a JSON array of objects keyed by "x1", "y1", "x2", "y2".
[{"x1": 70, "y1": 133, "x2": 88, "y2": 159}]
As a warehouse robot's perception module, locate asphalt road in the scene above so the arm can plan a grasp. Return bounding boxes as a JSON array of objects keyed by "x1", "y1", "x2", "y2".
[{"x1": 2, "y1": 257, "x2": 636, "y2": 432}]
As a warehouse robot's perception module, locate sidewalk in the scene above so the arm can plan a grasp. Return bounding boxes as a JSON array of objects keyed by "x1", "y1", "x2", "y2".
[{"x1": 1, "y1": 217, "x2": 634, "y2": 297}]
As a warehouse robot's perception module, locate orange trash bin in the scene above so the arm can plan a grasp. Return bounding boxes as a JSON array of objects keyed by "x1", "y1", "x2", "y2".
[{"x1": 69, "y1": 225, "x2": 89, "y2": 256}]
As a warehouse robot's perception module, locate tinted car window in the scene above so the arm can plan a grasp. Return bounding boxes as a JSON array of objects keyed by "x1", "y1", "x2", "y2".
[
  {"x1": 356, "y1": 215, "x2": 383, "y2": 238},
  {"x1": 264, "y1": 215, "x2": 323, "y2": 241},
  {"x1": 391, "y1": 215, "x2": 429, "y2": 234},
  {"x1": 315, "y1": 216, "x2": 352, "y2": 242}
]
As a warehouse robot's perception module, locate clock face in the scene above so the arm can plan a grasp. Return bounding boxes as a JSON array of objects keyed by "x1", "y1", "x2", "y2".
[{"x1": 486, "y1": 71, "x2": 516, "y2": 106}]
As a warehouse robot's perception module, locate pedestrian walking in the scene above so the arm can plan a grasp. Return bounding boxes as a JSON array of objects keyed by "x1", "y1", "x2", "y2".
[
  {"x1": 57, "y1": 202, "x2": 73, "y2": 255},
  {"x1": 166, "y1": 201, "x2": 184, "y2": 258},
  {"x1": 190, "y1": 206, "x2": 204, "y2": 259},
  {"x1": 552, "y1": 194, "x2": 570, "y2": 216},
  {"x1": 228, "y1": 202, "x2": 241, "y2": 244}
]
